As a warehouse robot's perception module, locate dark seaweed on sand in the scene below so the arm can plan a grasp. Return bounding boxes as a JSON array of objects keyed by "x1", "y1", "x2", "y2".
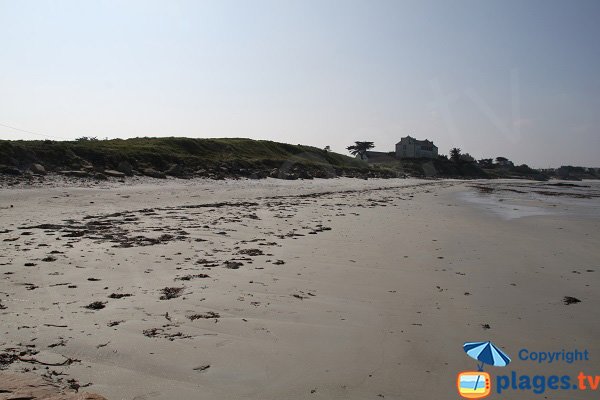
[
  {"x1": 108, "y1": 293, "x2": 132, "y2": 299},
  {"x1": 175, "y1": 274, "x2": 209, "y2": 281},
  {"x1": 187, "y1": 311, "x2": 220, "y2": 320},
  {"x1": 160, "y1": 287, "x2": 184, "y2": 300},
  {"x1": 85, "y1": 301, "x2": 106, "y2": 310},
  {"x1": 563, "y1": 296, "x2": 581, "y2": 305}
]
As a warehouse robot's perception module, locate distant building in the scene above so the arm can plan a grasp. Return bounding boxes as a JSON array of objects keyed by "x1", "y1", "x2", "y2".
[{"x1": 395, "y1": 136, "x2": 438, "y2": 159}]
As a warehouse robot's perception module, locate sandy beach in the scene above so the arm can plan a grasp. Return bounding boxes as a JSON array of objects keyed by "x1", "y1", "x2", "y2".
[{"x1": 1, "y1": 177, "x2": 598, "y2": 399}]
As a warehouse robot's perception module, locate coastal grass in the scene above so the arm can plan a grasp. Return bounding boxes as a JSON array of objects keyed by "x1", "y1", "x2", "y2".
[{"x1": 0, "y1": 137, "x2": 371, "y2": 172}]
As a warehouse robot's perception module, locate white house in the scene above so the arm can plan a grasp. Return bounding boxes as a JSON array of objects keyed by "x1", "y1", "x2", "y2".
[{"x1": 395, "y1": 136, "x2": 438, "y2": 159}]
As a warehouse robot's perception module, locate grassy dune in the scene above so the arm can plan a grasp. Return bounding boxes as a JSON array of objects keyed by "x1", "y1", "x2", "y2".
[{"x1": 0, "y1": 137, "x2": 389, "y2": 179}]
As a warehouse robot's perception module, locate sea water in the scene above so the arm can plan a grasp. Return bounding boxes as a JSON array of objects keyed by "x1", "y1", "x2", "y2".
[{"x1": 458, "y1": 179, "x2": 600, "y2": 220}]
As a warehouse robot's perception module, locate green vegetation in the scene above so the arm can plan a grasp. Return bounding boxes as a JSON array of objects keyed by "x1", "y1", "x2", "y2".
[
  {"x1": 0, "y1": 137, "x2": 396, "y2": 179},
  {"x1": 3, "y1": 137, "x2": 588, "y2": 181},
  {"x1": 365, "y1": 156, "x2": 489, "y2": 178},
  {"x1": 360, "y1": 149, "x2": 551, "y2": 180},
  {"x1": 449, "y1": 147, "x2": 462, "y2": 162},
  {"x1": 346, "y1": 141, "x2": 375, "y2": 160}
]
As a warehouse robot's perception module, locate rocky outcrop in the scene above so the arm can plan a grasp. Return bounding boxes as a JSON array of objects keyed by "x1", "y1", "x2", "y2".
[
  {"x1": 116, "y1": 161, "x2": 133, "y2": 176},
  {"x1": 104, "y1": 169, "x2": 126, "y2": 178},
  {"x1": 93, "y1": 173, "x2": 108, "y2": 180},
  {"x1": 30, "y1": 163, "x2": 46, "y2": 175},
  {"x1": 58, "y1": 170, "x2": 89, "y2": 177},
  {"x1": 0, "y1": 372, "x2": 107, "y2": 399},
  {"x1": 165, "y1": 164, "x2": 184, "y2": 177},
  {"x1": 142, "y1": 168, "x2": 167, "y2": 179},
  {"x1": 0, "y1": 166, "x2": 22, "y2": 175}
]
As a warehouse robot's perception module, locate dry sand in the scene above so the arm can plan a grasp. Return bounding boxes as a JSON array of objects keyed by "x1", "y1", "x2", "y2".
[{"x1": 1, "y1": 177, "x2": 598, "y2": 399}]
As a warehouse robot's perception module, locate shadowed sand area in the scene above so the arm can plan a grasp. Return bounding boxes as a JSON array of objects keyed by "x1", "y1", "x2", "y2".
[{"x1": 1, "y1": 178, "x2": 598, "y2": 399}]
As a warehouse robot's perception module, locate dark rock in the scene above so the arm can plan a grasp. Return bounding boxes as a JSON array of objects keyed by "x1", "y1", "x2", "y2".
[
  {"x1": 94, "y1": 173, "x2": 108, "y2": 180},
  {"x1": 1, "y1": 166, "x2": 22, "y2": 175},
  {"x1": 248, "y1": 170, "x2": 267, "y2": 179},
  {"x1": 59, "y1": 170, "x2": 89, "y2": 178},
  {"x1": 29, "y1": 163, "x2": 46, "y2": 175},
  {"x1": 298, "y1": 169, "x2": 313, "y2": 180},
  {"x1": 116, "y1": 161, "x2": 133, "y2": 176},
  {"x1": 166, "y1": 164, "x2": 184, "y2": 177},
  {"x1": 104, "y1": 169, "x2": 125, "y2": 178},
  {"x1": 142, "y1": 168, "x2": 167, "y2": 179},
  {"x1": 104, "y1": 169, "x2": 126, "y2": 178}
]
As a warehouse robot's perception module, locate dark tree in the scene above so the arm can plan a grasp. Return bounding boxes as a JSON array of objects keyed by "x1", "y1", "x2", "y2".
[
  {"x1": 346, "y1": 141, "x2": 375, "y2": 160},
  {"x1": 513, "y1": 164, "x2": 534, "y2": 174},
  {"x1": 478, "y1": 158, "x2": 494, "y2": 167},
  {"x1": 460, "y1": 153, "x2": 475, "y2": 162},
  {"x1": 450, "y1": 148, "x2": 462, "y2": 162}
]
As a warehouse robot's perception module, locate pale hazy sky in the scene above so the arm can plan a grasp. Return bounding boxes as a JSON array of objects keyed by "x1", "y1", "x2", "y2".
[{"x1": 1, "y1": 0, "x2": 599, "y2": 167}]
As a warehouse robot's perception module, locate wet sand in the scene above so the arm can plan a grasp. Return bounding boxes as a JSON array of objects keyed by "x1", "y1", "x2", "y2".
[{"x1": 1, "y1": 178, "x2": 598, "y2": 399}]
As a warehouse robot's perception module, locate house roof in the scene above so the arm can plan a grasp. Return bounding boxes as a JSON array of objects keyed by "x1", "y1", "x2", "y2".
[{"x1": 396, "y1": 136, "x2": 437, "y2": 146}]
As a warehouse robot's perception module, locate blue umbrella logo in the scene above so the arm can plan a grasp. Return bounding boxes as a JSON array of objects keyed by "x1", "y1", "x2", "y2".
[{"x1": 463, "y1": 341, "x2": 511, "y2": 371}]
